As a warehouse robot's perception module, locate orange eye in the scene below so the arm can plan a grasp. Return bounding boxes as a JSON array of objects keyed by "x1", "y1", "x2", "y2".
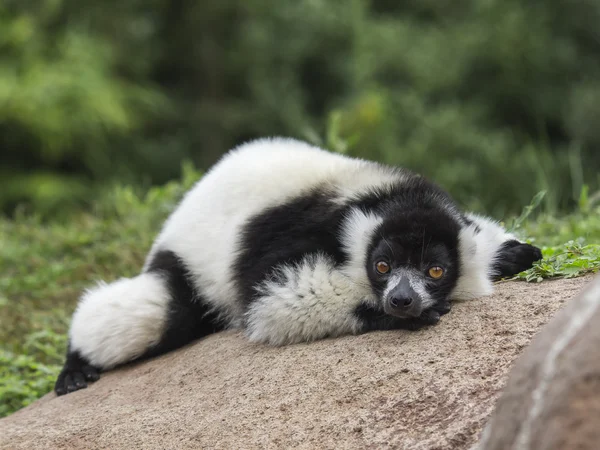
[
  {"x1": 428, "y1": 266, "x2": 444, "y2": 279},
  {"x1": 376, "y1": 261, "x2": 390, "y2": 274}
]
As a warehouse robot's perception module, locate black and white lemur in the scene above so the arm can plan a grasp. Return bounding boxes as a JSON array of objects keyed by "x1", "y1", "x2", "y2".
[{"x1": 54, "y1": 138, "x2": 542, "y2": 395}]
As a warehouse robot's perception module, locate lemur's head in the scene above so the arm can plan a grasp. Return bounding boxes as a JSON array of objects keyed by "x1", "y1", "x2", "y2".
[{"x1": 365, "y1": 208, "x2": 461, "y2": 318}]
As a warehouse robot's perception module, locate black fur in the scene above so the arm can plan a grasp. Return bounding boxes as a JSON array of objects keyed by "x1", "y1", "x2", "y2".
[
  {"x1": 235, "y1": 177, "x2": 465, "y2": 309},
  {"x1": 361, "y1": 180, "x2": 462, "y2": 318},
  {"x1": 54, "y1": 346, "x2": 100, "y2": 396},
  {"x1": 366, "y1": 211, "x2": 461, "y2": 293},
  {"x1": 142, "y1": 250, "x2": 224, "y2": 358},
  {"x1": 235, "y1": 177, "x2": 465, "y2": 328},
  {"x1": 53, "y1": 143, "x2": 544, "y2": 398},
  {"x1": 233, "y1": 186, "x2": 350, "y2": 304},
  {"x1": 55, "y1": 250, "x2": 223, "y2": 395},
  {"x1": 355, "y1": 302, "x2": 450, "y2": 332},
  {"x1": 234, "y1": 177, "x2": 464, "y2": 307},
  {"x1": 350, "y1": 175, "x2": 457, "y2": 217},
  {"x1": 491, "y1": 240, "x2": 543, "y2": 280}
]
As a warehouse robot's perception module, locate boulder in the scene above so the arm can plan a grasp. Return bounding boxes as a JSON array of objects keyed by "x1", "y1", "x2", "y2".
[
  {"x1": 476, "y1": 275, "x2": 600, "y2": 450},
  {"x1": 0, "y1": 276, "x2": 592, "y2": 450}
]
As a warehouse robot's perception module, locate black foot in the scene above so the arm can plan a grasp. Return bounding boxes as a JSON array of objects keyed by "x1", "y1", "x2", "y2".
[
  {"x1": 432, "y1": 300, "x2": 452, "y2": 316},
  {"x1": 55, "y1": 348, "x2": 101, "y2": 396},
  {"x1": 403, "y1": 300, "x2": 453, "y2": 330},
  {"x1": 492, "y1": 240, "x2": 543, "y2": 280},
  {"x1": 402, "y1": 309, "x2": 440, "y2": 331},
  {"x1": 356, "y1": 302, "x2": 448, "y2": 333},
  {"x1": 420, "y1": 308, "x2": 441, "y2": 325}
]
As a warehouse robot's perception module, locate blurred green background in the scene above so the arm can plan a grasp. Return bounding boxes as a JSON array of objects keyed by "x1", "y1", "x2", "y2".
[
  {"x1": 3, "y1": 0, "x2": 600, "y2": 218},
  {"x1": 3, "y1": 0, "x2": 600, "y2": 417}
]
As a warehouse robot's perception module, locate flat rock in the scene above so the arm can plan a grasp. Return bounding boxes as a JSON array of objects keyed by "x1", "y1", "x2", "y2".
[
  {"x1": 0, "y1": 276, "x2": 593, "y2": 450},
  {"x1": 476, "y1": 275, "x2": 600, "y2": 450}
]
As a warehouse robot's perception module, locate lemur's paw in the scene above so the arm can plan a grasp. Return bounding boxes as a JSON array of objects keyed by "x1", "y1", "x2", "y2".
[
  {"x1": 403, "y1": 308, "x2": 442, "y2": 330},
  {"x1": 492, "y1": 240, "x2": 543, "y2": 280},
  {"x1": 432, "y1": 301, "x2": 452, "y2": 316},
  {"x1": 54, "y1": 351, "x2": 100, "y2": 396},
  {"x1": 420, "y1": 308, "x2": 441, "y2": 325}
]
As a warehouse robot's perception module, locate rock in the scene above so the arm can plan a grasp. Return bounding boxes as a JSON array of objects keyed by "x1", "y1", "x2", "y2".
[
  {"x1": 0, "y1": 276, "x2": 593, "y2": 450},
  {"x1": 475, "y1": 275, "x2": 600, "y2": 450}
]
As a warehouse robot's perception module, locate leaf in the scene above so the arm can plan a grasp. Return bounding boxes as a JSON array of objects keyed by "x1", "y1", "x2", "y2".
[{"x1": 507, "y1": 190, "x2": 546, "y2": 233}]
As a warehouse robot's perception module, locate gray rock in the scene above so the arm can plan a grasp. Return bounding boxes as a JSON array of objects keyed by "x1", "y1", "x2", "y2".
[
  {"x1": 476, "y1": 275, "x2": 600, "y2": 450},
  {"x1": 0, "y1": 276, "x2": 593, "y2": 450}
]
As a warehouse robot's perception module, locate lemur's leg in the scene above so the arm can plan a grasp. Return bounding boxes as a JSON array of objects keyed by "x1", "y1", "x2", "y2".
[
  {"x1": 464, "y1": 214, "x2": 542, "y2": 280},
  {"x1": 452, "y1": 214, "x2": 542, "y2": 303},
  {"x1": 490, "y1": 239, "x2": 543, "y2": 280},
  {"x1": 243, "y1": 254, "x2": 372, "y2": 346},
  {"x1": 55, "y1": 250, "x2": 222, "y2": 396}
]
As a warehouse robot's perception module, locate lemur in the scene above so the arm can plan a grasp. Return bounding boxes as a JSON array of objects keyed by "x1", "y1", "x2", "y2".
[{"x1": 54, "y1": 138, "x2": 542, "y2": 395}]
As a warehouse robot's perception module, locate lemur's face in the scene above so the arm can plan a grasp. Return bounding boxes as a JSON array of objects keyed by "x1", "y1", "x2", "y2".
[{"x1": 366, "y1": 219, "x2": 460, "y2": 319}]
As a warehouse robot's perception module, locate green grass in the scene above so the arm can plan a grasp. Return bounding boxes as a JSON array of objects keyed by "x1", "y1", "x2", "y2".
[
  {"x1": 506, "y1": 189, "x2": 600, "y2": 282},
  {"x1": 0, "y1": 162, "x2": 200, "y2": 417},
  {"x1": 513, "y1": 240, "x2": 600, "y2": 282},
  {"x1": 1, "y1": 174, "x2": 599, "y2": 418}
]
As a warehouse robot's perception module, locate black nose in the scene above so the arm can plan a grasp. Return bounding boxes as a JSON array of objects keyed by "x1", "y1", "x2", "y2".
[
  {"x1": 390, "y1": 296, "x2": 414, "y2": 308},
  {"x1": 385, "y1": 276, "x2": 421, "y2": 318}
]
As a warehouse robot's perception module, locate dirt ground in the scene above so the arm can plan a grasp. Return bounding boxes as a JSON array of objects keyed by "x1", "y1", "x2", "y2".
[{"x1": 0, "y1": 276, "x2": 594, "y2": 450}]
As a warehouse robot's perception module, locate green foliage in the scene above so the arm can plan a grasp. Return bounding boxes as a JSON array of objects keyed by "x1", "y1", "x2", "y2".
[
  {"x1": 507, "y1": 188, "x2": 600, "y2": 282},
  {"x1": 3, "y1": 0, "x2": 600, "y2": 416},
  {"x1": 506, "y1": 191, "x2": 547, "y2": 234},
  {"x1": 1, "y1": 0, "x2": 600, "y2": 216},
  {"x1": 513, "y1": 240, "x2": 600, "y2": 282},
  {"x1": 0, "y1": 163, "x2": 200, "y2": 417},
  {"x1": 0, "y1": 331, "x2": 66, "y2": 417}
]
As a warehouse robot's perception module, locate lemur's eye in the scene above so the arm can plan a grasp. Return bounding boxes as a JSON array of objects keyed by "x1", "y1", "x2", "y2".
[
  {"x1": 428, "y1": 266, "x2": 444, "y2": 279},
  {"x1": 375, "y1": 261, "x2": 390, "y2": 275}
]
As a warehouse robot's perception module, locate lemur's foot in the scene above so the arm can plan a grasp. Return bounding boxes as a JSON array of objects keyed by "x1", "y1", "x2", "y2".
[
  {"x1": 493, "y1": 240, "x2": 543, "y2": 280},
  {"x1": 55, "y1": 350, "x2": 100, "y2": 396},
  {"x1": 403, "y1": 307, "x2": 444, "y2": 330},
  {"x1": 403, "y1": 299, "x2": 453, "y2": 331},
  {"x1": 432, "y1": 301, "x2": 452, "y2": 316}
]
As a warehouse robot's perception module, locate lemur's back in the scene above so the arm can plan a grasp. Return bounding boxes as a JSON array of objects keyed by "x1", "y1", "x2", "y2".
[{"x1": 145, "y1": 138, "x2": 402, "y2": 322}]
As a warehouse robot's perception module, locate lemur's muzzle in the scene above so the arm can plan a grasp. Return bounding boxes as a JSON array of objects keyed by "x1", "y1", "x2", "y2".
[{"x1": 384, "y1": 276, "x2": 423, "y2": 318}]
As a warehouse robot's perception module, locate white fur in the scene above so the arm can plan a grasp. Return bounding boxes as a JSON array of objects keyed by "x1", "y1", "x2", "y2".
[
  {"x1": 409, "y1": 276, "x2": 435, "y2": 309},
  {"x1": 338, "y1": 208, "x2": 384, "y2": 300},
  {"x1": 68, "y1": 138, "x2": 526, "y2": 366},
  {"x1": 244, "y1": 254, "x2": 370, "y2": 346},
  {"x1": 145, "y1": 137, "x2": 402, "y2": 325},
  {"x1": 451, "y1": 213, "x2": 518, "y2": 300},
  {"x1": 68, "y1": 138, "x2": 400, "y2": 367},
  {"x1": 69, "y1": 273, "x2": 170, "y2": 369}
]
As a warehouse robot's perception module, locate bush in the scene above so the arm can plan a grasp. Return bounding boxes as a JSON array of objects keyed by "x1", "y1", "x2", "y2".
[{"x1": 1, "y1": 0, "x2": 600, "y2": 216}]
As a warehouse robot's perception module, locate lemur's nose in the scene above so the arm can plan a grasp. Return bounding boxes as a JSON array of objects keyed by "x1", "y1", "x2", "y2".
[
  {"x1": 385, "y1": 277, "x2": 421, "y2": 317},
  {"x1": 389, "y1": 296, "x2": 413, "y2": 308}
]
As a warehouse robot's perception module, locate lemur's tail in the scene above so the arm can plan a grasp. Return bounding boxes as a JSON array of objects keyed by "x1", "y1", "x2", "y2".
[
  {"x1": 56, "y1": 250, "x2": 224, "y2": 395},
  {"x1": 69, "y1": 273, "x2": 171, "y2": 370}
]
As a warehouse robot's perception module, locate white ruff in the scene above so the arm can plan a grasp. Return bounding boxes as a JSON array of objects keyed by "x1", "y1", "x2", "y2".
[
  {"x1": 245, "y1": 254, "x2": 373, "y2": 346},
  {"x1": 451, "y1": 213, "x2": 519, "y2": 301}
]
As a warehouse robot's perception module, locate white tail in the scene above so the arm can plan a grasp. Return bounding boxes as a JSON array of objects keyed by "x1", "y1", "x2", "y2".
[{"x1": 69, "y1": 273, "x2": 171, "y2": 369}]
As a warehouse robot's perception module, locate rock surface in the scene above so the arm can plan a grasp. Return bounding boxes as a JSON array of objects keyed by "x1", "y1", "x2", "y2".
[
  {"x1": 475, "y1": 275, "x2": 600, "y2": 450},
  {"x1": 0, "y1": 276, "x2": 593, "y2": 450}
]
